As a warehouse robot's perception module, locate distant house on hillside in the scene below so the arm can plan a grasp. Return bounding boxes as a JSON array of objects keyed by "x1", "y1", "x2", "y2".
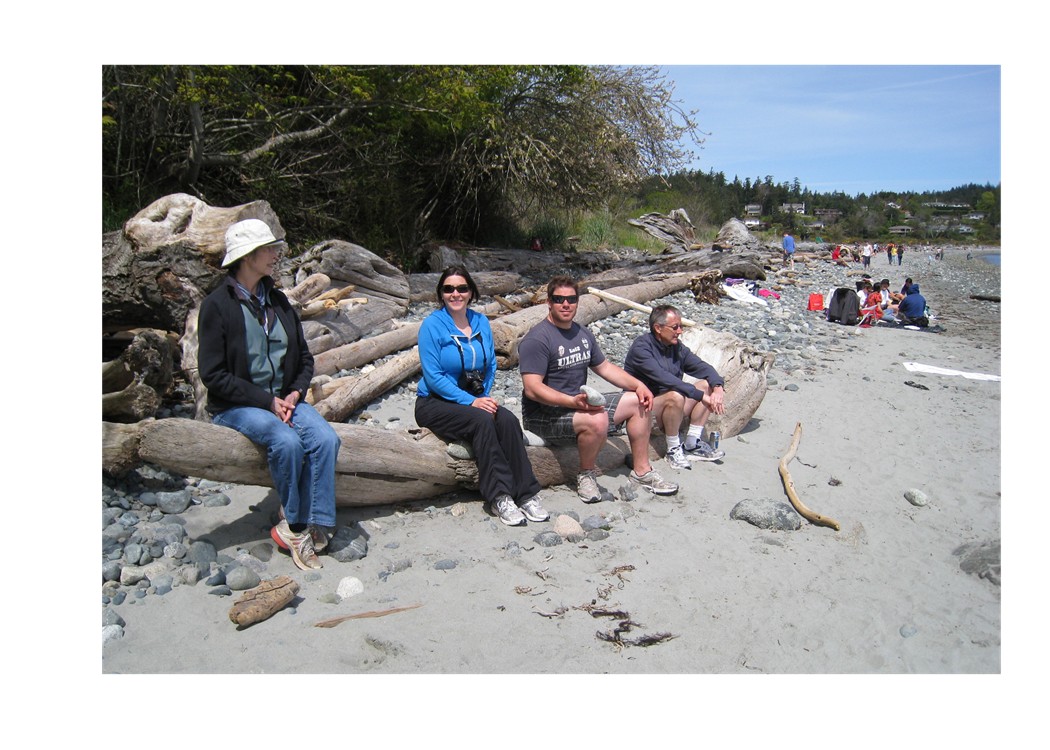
[
  {"x1": 814, "y1": 208, "x2": 842, "y2": 222},
  {"x1": 888, "y1": 226, "x2": 913, "y2": 235},
  {"x1": 967, "y1": 212, "x2": 986, "y2": 221},
  {"x1": 744, "y1": 204, "x2": 762, "y2": 217},
  {"x1": 742, "y1": 216, "x2": 763, "y2": 229},
  {"x1": 780, "y1": 202, "x2": 806, "y2": 214}
]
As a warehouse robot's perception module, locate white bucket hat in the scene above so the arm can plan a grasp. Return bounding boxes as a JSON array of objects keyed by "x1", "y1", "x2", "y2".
[{"x1": 222, "y1": 219, "x2": 286, "y2": 267}]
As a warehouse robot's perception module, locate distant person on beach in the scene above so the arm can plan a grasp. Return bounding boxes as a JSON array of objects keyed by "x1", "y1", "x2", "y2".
[
  {"x1": 518, "y1": 276, "x2": 678, "y2": 502},
  {"x1": 415, "y1": 266, "x2": 547, "y2": 527},
  {"x1": 896, "y1": 282, "x2": 928, "y2": 326},
  {"x1": 887, "y1": 242, "x2": 895, "y2": 264},
  {"x1": 624, "y1": 305, "x2": 727, "y2": 471},
  {"x1": 896, "y1": 244, "x2": 905, "y2": 266},
  {"x1": 895, "y1": 277, "x2": 913, "y2": 302},
  {"x1": 782, "y1": 232, "x2": 796, "y2": 270},
  {"x1": 862, "y1": 242, "x2": 872, "y2": 269},
  {"x1": 198, "y1": 219, "x2": 338, "y2": 571}
]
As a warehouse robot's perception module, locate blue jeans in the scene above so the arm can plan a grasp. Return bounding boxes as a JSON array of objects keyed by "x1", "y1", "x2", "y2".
[{"x1": 213, "y1": 401, "x2": 339, "y2": 526}]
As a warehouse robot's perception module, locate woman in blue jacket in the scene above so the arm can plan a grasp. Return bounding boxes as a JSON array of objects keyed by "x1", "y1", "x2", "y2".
[{"x1": 414, "y1": 267, "x2": 546, "y2": 526}]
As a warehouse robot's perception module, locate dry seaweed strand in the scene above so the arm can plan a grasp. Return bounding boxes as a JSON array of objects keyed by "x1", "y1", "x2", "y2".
[
  {"x1": 313, "y1": 603, "x2": 422, "y2": 628},
  {"x1": 778, "y1": 422, "x2": 841, "y2": 531}
]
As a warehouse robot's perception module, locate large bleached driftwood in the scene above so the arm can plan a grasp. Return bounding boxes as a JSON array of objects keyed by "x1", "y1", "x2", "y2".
[
  {"x1": 103, "y1": 194, "x2": 283, "y2": 333},
  {"x1": 102, "y1": 419, "x2": 644, "y2": 507},
  {"x1": 678, "y1": 326, "x2": 775, "y2": 438}
]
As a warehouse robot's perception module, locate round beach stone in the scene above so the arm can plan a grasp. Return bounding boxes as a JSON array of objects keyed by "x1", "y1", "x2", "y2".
[
  {"x1": 156, "y1": 490, "x2": 192, "y2": 514},
  {"x1": 534, "y1": 530, "x2": 563, "y2": 547},
  {"x1": 581, "y1": 515, "x2": 609, "y2": 531},
  {"x1": 337, "y1": 576, "x2": 365, "y2": 599},
  {"x1": 187, "y1": 540, "x2": 218, "y2": 573},
  {"x1": 102, "y1": 608, "x2": 126, "y2": 628},
  {"x1": 729, "y1": 498, "x2": 803, "y2": 531},
  {"x1": 164, "y1": 542, "x2": 188, "y2": 560},
  {"x1": 102, "y1": 560, "x2": 123, "y2": 583},
  {"x1": 102, "y1": 625, "x2": 124, "y2": 645},
  {"x1": 553, "y1": 515, "x2": 585, "y2": 538},
  {"x1": 904, "y1": 489, "x2": 929, "y2": 507},
  {"x1": 434, "y1": 559, "x2": 457, "y2": 570},
  {"x1": 249, "y1": 542, "x2": 274, "y2": 562},
  {"x1": 202, "y1": 492, "x2": 232, "y2": 508},
  {"x1": 225, "y1": 566, "x2": 261, "y2": 591}
]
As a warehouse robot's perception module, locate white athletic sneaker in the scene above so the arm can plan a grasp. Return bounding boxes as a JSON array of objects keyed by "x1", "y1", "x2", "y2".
[
  {"x1": 519, "y1": 496, "x2": 550, "y2": 522},
  {"x1": 491, "y1": 494, "x2": 526, "y2": 526},
  {"x1": 629, "y1": 468, "x2": 679, "y2": 495},
  {"x1": 665, "y1": 446, "x2": 692, "y2": 470},
  {"x1": 577, "y1": 470, "x2": 603, "y2": 503}
]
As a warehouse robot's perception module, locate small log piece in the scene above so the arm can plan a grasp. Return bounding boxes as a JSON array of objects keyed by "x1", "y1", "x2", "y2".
[{"x1": 228, "y1": 576, "x2": 300, "y2": 628}]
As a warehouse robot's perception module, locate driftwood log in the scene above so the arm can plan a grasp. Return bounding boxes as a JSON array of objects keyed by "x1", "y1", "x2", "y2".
[
  {"x1": 409, "y1": 271, "x2": 524, "y2": 303},
  {"x1": 778, "y1": 422, "x2": 841, "y2": 531},
  {"x1": 627, "y1": 209, "x2": 697, "y2": 253},
  {"x1": 102, "y1": 418, "x2": 645, "y2": 507},
  {"x1": 102, "y1": 383, "x2": 162, "y2": 423},
  {"x1": 311, "y1": 349, "x2": 422, "y2": 422},
  {"x1": 310, "y1": 292, "x2": 537, "y2": 378},
  {"x1": 228, "y1": 575, "x2": 300, "y2": 628},
  {"x1": 102, "y1": 329, "x2": 176, "y2": 395},
  {"x1": 103, "y1": 194, "x2": 283, "y2": 333},
  {"x1": 678, "y1": 327, "x2": 775, "y2": 438}
]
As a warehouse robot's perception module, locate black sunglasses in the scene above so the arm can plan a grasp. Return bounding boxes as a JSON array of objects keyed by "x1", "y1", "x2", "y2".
[
  {"x1": 441, "y1": 284, "x2": 471, "y2": 294},
  {"x1": 660, "y1": 322, "x2": 684, "y2": 331},
  {"x1": 550, "y1": 294, "x2": 579, "y2": 304}
]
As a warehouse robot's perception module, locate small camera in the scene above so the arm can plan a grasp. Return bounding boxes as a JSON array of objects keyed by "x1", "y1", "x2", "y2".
[{"x1": 460, "y1": 370, "x2": 485, "y2": 396}]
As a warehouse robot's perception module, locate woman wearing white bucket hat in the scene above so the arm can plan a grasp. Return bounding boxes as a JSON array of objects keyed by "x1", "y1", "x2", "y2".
[{"x1": 198, "y1": 219, "x2": 339, "y2": 570}]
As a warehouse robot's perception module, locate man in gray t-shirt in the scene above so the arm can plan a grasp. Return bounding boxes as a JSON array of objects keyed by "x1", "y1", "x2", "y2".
[{"x1": 518, "y1": 276, "x2": 678, "y2": 502}]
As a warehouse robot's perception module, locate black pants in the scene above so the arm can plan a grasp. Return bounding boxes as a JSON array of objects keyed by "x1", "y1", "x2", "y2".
[{"x1": 414, "y1": 396, "x2": 542, "y2": 503}]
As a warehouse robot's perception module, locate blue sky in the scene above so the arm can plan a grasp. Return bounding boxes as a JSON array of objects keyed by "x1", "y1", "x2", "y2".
[{"x1": 660, "y1": 65, "x2": 1000, "y2": 196}]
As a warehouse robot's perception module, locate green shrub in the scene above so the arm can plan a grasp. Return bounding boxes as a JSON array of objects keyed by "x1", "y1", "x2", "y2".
[{"x1": 528, "y1": 217, "x2": 569, "y2": 251}]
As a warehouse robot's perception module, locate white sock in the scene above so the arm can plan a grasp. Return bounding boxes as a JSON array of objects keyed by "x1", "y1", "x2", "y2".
[
  {"x1": 666, "y1": 434, "x2": 682, "y2": 452},
  {"x1": 686, "y1": 425, "x2": 705, "y2": 446}
]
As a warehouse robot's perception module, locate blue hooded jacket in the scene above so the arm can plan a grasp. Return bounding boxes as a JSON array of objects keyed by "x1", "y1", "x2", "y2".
[
  {"x1": 898, "y1": 284, "x2": 927, "y2": 319},
  {"x1": 416, "y1": 306, "x2": 497, "y2": 403}
]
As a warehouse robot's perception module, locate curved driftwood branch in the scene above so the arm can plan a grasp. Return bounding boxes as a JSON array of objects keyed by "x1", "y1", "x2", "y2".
[{"x1": 778, "y1": 422, "x2": 840, "y2": 531}]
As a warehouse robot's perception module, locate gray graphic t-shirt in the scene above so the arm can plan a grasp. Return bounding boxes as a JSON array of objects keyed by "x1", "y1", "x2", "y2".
[{"x1": 518, "y1": 319, "x2": 606, "y2": 416}]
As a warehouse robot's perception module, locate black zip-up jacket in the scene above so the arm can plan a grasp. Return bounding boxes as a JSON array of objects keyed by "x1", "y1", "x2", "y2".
[{"x1": 197, "y1": 276, "x2": 313, "y2": 414}]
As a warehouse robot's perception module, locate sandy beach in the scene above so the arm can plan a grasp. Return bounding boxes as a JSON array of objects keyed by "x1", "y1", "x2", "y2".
[{"x1": 91, "y1": 247, "x2": 1023, "y2": 741}]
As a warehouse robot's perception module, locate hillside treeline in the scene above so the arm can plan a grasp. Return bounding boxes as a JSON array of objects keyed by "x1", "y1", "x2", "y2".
[
  {"x1": 102, "y1": 64, "x2": 701, "y2": 268},
  {"x1": 624, "y1": 172, "x2": 1001, "y2": 245},
  {"x1": 103, "y1": 65, "x2": 999, "y2": 270}
]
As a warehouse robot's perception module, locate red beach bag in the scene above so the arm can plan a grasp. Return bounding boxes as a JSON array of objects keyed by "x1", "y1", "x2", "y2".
[{"x1": 807, "y1": 293, "x2": 824, "y2": 311}]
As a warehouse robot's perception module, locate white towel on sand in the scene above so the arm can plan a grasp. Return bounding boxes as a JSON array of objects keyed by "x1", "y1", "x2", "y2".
[{"x1": 902, "y1": 362, "x2": 1001, "y2": 381}]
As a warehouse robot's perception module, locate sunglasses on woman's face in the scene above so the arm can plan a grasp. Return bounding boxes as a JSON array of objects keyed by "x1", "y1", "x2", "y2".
[
  {"x1": 442, "y1": 284, "x2": 471, "y2": 294},
  {"x1": 550, "y1": 294, "x2": 579, "y2": 304}
]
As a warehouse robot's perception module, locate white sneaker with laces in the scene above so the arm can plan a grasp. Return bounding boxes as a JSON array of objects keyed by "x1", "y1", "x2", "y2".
[
  {"x1": 629, "y1": 468, "x2": 679, "y2": 495},
  {"x1": 577, "y1": 470, "x2": 603, "y2": 503},
  {"x1": 665, "y1": 446, "x2": 692, "y2": 470},
  {"x1": 491, "y1": 494, "x2": 526, "y2": 526},
  {"x1": 519, "y1": 495, "x2": 550, "y2": 522}
]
